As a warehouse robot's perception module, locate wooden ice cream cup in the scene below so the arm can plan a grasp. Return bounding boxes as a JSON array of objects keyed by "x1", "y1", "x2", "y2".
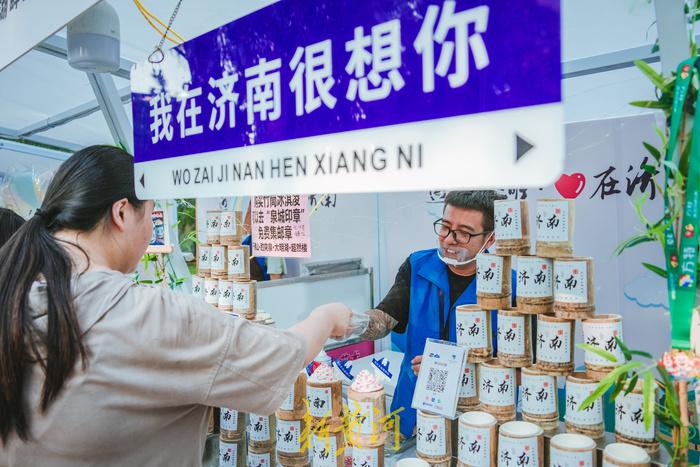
[
  {"x1": 457, "y1": 411, "x2": 497, "y2": 467},
  {"x1": 455, "y1": 305, "x2": 493, "y2": 363},
  {"x1": 210, "y1": 244, "x2": 228, "y2": 278},
  {"x1": 535, "y1": 314, "x2": 575, "y2": 376},
  {"x1": 535, "y1": 198, "x2": 574, "y2": 258},
  {"x1": 457, "y1": 361, "x2": 479, "y2": 411},
  {"x1": 520, "y1": 367, "x2": 558, "y2": 431},
  {"x1": 549, "y1": 433, "x2": 597, "y2": 466},
  {"x1": 347, "y1": 386, "x2": 386, "y2": 439},
  {"x1": 197, "y1": 244, "x2": 211, "y2": 277},
  {"x1": 614, "y1": 381, "x2": 659, "y2": 454},
  {"x1": 204, "y1": 277, "x2": 219, "y2": 307},
  {"x1": 220, "y1": 210, "x2": 243, "y2": 245},
  {"x1": 191, "y1": 274, "x2": 205, "y2": 300},
  {"x1": 306, "y1": 379, "x2": 343, "y2": 424},
  {"x1": 564, "y1": 372, "x2": 604, "y2": 439},
  {"x1": 248, "y1": 412, "x2": 277, "y2": 450},
  {"x1": 227, "y1": 244, "x2": 251, "y2": 281},
  {"x1": 350, "y1": 444, "x2": 385, "y2": 467},
  {"x1": 247, "y1": 445, "x2": 277, "y2": 467},
  {"x1": 218, "y1": 437, "x2": 246, "y2": 467},
  {"x1": 496, "y1": 309, "x2": 532, "y2": 367},
  {"x1": 553, "y1": 257, "x2": 595, "y2": 320},
  {"x1": 477, "y1": 361, "x2": 516, "y2": 423},
  {"x1": 602, "y1": 442, "x2": 651, "y2": 467},
  {"x1": 416, "y1": 410, "x2": 452, "y2": 464},
  {"x1": 206, "y1": 211, "x2": 221, "y2": 245},
  {"x1": 275, "y1": 417, "x2": 309, "y2": 463},
  {"x1": 581, "y1": 314, "x2": 624, "y2": 380},
  {"x1": 494, "y1": 199, "x2": 531, "y2": 256},
  {"x1": 231, "y1": 280, "x2": 257, "y2": 318},
  {"x1": 217, "y1": 279, "x2": 234, "y2": 311},
  {"x1": 220, "y1": 408, "x2": 247, "y2": 441},
  {"x1": 311, "y1": 430, "x2": 345, "y2": 467},
  {"x1": 498, "y1": 421, "x2": 544, "y2": 467},
  {"x1": 476, "y1": 254, "x2": 512, "y2": 310},
  {"x1": 514, "y1": 256, "x2": 553, "y2": 314}
]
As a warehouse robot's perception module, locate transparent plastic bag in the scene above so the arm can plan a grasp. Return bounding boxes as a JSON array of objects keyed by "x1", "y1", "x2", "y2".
[{"x1": 331, "y1": 311, "x2": 369, "y2": 341}]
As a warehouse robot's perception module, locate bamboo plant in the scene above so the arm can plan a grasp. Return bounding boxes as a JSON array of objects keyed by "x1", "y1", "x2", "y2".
[
  {"x1": 590, "y1": 15, "x2": 700, "y2": 464},
  {"x1": 578, "y1": 340, "x2": 694, "y2": 464}
]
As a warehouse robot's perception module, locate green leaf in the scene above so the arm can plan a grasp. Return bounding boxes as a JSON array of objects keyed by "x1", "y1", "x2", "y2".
[
  {"x1": 629, "y1": 349, "x2": 654, "y2": 359},
  {"x1": 630, "y1": 100, "x2": 669, "y2": 109},
  {"x1": 655, "y1": 125, "x2": 668, "y2": 148},
  {"x1": 661, "y1": 75, "x2": 676, "y2": 94},
  {"x1": 655, "y1": 402, "x2": 682, "y2": 429},
  {"x1": 656, "y1": 365, "x2": 680, "y2": 420},
  {"x1": 576, "y1": 343, "x2": 619, "y2": 363},
  {"x1": 642, "y1": 262, "x2": 668, "y2": 279},
  {"x1": 613, "y1": 232, "x2": 654, "y2": 256},
  {"x1": 643, "y1": 372, "x2": 655, "y2": 432},
  {"x1": 615, "y1": 336, "x2": 632, "y2": 361},
  {"x1": 578, "y1": 361, "x2": 643, "y2": 411},
  {"x1": 624, "y1": 373, "x2": 639, "y2": 396},
  {"x1": 610, "y1": 372, "x2": 629, "y2": 402},
  {"x1": 635, "y1": 60, "x2": 666, "y2": 89},
  {"x1": 578, "y1": 379, "x2": 614, "y2": 413},
  {"x1": 641, "y1": 163, "x2": 657, "y2": 175}
]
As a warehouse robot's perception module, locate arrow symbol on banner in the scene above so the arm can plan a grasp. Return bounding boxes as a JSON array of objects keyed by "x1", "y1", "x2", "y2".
[
  {"x1": 515, "y1": 134, "x2": 534, "y2": 162},
  {"x1": 139, "y1": 173, "x2": 145, "y2": 188}
]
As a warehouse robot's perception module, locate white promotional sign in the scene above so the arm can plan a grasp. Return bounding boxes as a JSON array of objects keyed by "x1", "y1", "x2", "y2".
[
  {"x1": 131, "y1": 1, "x2": 562, "y2": 198},
  {"x1": 411, "y1": 338, "x2": 466, "y2": 419}
]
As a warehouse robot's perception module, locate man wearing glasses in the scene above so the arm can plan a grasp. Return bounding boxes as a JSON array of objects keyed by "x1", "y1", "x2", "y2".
[{"x1": 359, "y1": 190, "x2": 516, "y2": 438}]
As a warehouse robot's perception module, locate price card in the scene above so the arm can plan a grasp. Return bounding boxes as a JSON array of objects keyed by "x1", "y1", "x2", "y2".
[{"x1": 411, "y1": 338, "x2": 466, "y2": 419}]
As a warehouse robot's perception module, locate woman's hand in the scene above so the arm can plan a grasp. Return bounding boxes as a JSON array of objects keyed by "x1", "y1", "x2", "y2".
[
  {"x1": 290, "y1": 302, "x2": 353, "y2": 364},
  {"x1": 312, "y1": 302, "x2": 352, "y2": 339}
]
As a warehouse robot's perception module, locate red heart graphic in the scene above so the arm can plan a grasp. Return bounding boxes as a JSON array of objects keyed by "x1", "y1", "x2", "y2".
[{"x1": 555, "y1": 173, "x2": 586, "y2": 199}]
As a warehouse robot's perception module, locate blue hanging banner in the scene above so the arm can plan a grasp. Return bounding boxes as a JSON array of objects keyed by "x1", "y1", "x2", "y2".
[{"x1": 131, "y1": 0, "x2": 562, "y2": 198}]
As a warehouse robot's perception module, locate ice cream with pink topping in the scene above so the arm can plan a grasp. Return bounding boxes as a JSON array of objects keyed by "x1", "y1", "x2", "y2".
[
  {"x1": 348, "y1": 370, "x2": 387, "y2": 445},
  {"x1": 306, "y1": 362, "x2": 343, "y2": 430},
  {"x1": 308, "y1": 363, "x2": 338, "y2": 383},
  {"x1": 350, "y1": 370, "x2": 383, "y2": 393}
]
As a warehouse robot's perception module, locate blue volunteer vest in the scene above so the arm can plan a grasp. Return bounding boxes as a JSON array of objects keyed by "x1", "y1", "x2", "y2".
[{"x1": 390, "y1": 248, "x2": 517, "y2": 438}]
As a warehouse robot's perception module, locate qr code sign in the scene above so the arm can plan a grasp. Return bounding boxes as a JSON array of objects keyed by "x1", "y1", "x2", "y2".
[{"x1": 426, "y1": 367, "x2": 448, "y2": 393}]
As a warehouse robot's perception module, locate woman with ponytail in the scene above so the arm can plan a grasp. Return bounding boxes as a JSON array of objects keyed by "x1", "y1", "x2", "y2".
[{"x1": 0, "y1": 146, "x2": 350, "y2": 466}]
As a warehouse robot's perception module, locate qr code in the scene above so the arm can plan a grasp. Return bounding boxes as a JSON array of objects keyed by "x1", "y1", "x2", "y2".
[{"x1": 426, "y1": 367, "x2": 448, "y2": 393}]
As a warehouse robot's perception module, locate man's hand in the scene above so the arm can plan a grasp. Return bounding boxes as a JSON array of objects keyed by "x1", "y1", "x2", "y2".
[
  {"x1": 411, "y1": 355, "x2": 423, "y2": 376},
  {"x1": 359, "y1": 309, "x2": 399, "y2": 341}
]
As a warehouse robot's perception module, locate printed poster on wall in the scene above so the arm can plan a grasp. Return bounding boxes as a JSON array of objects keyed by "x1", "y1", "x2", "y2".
[{"x1": 251, "y1": 195, "x2": 311, "y2": 258}]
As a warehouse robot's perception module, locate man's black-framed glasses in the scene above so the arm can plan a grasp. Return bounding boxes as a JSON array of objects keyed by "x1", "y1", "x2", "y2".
[{"x1": 433, "y1": 219, "x2": 491, "y2": 244}]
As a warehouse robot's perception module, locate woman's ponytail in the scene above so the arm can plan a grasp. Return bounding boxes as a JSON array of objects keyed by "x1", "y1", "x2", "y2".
[{"x1": 0, "y1": 145, "x2": 142, "y2": 443}]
